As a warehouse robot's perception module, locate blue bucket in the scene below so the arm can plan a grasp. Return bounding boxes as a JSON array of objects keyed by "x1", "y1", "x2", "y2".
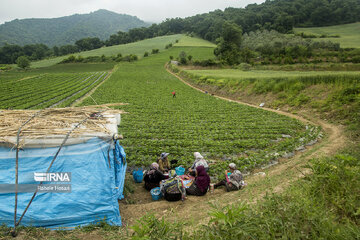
[
  {"x1": 150, "y1": 187, "x2": 162, "y2": 201},
  {"x1": 133, "y1": 169, "x2": 143, "y2": 183},
  {"x1": 175, "y1": 166, "x2": 185, "y2": 176}
]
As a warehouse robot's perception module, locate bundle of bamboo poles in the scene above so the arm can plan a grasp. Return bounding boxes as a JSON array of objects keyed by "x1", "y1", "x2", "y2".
[{"x1": 0, "y1": 104, "x2": 126, "y2": 143}]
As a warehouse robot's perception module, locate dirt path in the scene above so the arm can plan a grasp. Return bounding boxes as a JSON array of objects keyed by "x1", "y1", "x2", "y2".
[
  {"x1": 118, "y1": 66, "x2": 346, "y2": 228},
  {"x1": 71, "y1": 66, "x2": 118, "y2": 107}
]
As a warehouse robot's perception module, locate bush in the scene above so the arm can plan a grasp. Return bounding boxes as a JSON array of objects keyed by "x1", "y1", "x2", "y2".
[
  {"x1": 237, "y1": 63, "x2": 252, "y2": 71},
  {"x1": 143, "y1": 52, "x2": 149, "y2": 57},
  {"x1": 16, "y1": 56, "x2": 30, "y2": 69},
  {"x1": 122, "y1": 54, "x2": 138, "y2": 62},
  {"x1": 152, "y1": 49, "x2": 159, "y2": 54}
]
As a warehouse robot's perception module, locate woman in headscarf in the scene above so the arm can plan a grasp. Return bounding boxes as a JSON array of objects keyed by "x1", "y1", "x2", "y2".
[
  {"x1": 188, "y1": 152, "x2": 209, "y2": 176},
  {"x1": 157, "y1": 152, "x2": 171, "y2": 173},
  {"x1": 213, "y1": 163, "x2": 244, "y2": 192},
  {"x1": 144, "y1": 162, "x2": 167, "y2": 191},
  {"x1": 186, "y1": 165, "x2": 210, "y2": 196}
]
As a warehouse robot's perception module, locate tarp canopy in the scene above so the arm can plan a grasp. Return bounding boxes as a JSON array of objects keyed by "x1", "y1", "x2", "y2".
[
  {"x1": 0, "y1": 138, "x2": 127, "y2": 229},
  {"x1": 0, "y1": 106, "x2": 127, "y2": 229}
]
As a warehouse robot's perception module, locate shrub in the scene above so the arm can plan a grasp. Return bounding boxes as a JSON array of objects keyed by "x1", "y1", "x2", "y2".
[
  {"x1": 237, "y1": 63, "x2": 252, "y2": 71},
  {"x1": 16, "y1": 56, "x2": 30, "y2": 69},
  {"x1": 152, "y1": 49, "x2": 159, "y2": 54}
]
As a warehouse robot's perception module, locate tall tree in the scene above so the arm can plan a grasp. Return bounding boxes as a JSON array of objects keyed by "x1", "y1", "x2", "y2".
[{"x1": 214, "y1": 22, "x2": 243, "y2": 65}]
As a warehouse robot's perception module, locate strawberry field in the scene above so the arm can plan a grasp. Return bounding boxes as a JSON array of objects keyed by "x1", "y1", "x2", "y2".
[
  {"x1": 0, "y1": 71, "x2": 108, "y2": 109},
  {"x1": 80, "y1": 45, "x2": 321, "y2": 178}
]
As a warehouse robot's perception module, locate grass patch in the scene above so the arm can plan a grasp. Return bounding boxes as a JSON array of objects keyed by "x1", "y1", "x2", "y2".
[
  {"x1": 31, "y1": 34, "x2": 183, "y2": 68},
  {"x1": 295, "y1": 22, "x2": 360, "y2": 48},
  {"x1": 174, "y1": 36, "x2": 216, "y2": 48},
  {"x1": 186, "y1": 69, "x2": 360, "y2": 80}
]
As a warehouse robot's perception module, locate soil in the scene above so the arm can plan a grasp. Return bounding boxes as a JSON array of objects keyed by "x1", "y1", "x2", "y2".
[
  {"x1": 71, "y1": 66, "x2": 117, "y2": 107},
  {"x1": 116, "y1": 66, "x2": 347, "y2": 229}
]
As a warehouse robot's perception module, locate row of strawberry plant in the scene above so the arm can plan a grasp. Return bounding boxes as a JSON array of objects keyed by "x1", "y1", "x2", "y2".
[{"x1": 80, "y1": 46, "x2": 322, "y2": 179}]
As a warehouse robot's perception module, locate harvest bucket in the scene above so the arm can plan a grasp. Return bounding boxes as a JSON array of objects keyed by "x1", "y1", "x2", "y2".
[
  {"x1": 132, "y1": 169, "x2": 143, "y2": 183},
  {"x1": 150, "y1": 187, "x2": 162, "y2": 201},
  {"x1": 175, "y1": 166, "x2": 185, "y2": 176}
]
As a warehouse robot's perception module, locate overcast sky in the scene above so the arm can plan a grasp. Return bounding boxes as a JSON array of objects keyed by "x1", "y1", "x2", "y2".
[{"x1": 0, "y1": 0, "x2": 265, "y2": 24}]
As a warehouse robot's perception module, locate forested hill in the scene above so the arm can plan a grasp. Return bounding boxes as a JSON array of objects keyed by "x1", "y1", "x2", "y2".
[
  {"x1": 0, "y1": 9, "x2": 150, "y2": 47},
  {"x1": 105, "y1": 0, "x2": 360, "y2": 46}
]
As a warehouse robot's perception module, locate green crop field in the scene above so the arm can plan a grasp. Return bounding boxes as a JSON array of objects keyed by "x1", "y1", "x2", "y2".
[
  {"x1": 31, "y1": 34, "x2": 183, "y2": 68},
  {"x1": 77, "y1": 43, "x2": 320, "y2": 177},
  {"x1": 295, "y1": 22, "x2": 360, "y2": 48},
  {"x1": 185, "y1": 69, "x2": 360, "y2": 80},
  {"x1": 1, "y1": 36, "x2": 321, "y2": 178},
  {"x1": 0, "y1": 71, "x2": 109, "y2": 109}
]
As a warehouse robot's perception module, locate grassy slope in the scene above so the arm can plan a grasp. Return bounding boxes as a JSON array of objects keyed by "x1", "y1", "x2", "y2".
[
  {"x1": 294, "y1": 22, "x2": 360, "y2": 48},
  {"x1": 174, "y1": 36, "x2": 216, "y2": 47},
  {"x1": 186, "y1": 69, "x2": 360, "y2": 80},
  {"x1": 31, "y1": 34, "x2": 183, "y2": 68}
]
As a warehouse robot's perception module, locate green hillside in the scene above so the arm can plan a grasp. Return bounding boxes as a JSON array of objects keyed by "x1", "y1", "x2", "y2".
[
  {"x1": 31, "y1": 34, "x2": 183, "y2": 68},
  {"x1": 0, "y1": 9, "x2": 149, "y2": 47},
  {"x1": 295, "y1": 22, "x2": 360, "y2": 48}
]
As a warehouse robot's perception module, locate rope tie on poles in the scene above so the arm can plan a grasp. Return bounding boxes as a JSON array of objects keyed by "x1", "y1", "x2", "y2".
[{"x1": 12, "y1": 109, "x2": 43, "y2": 237}]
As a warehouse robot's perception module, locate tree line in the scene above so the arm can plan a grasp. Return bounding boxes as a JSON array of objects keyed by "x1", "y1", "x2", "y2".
[{"x1": 1, "y1": 0, "x2": 359, "y2": 65}]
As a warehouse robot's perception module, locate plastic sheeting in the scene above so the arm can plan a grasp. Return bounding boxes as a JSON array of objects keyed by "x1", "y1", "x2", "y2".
[{"x1": 0, "y1": 137, "x2": 126, "y2": 229}]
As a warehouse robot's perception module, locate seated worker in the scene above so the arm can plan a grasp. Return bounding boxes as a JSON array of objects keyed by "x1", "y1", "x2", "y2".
[
  {"x1": 158, "y1": 152, "x2": 171, "y2": 173},
  {"x1": 188, "y1": 152, "x2": 209, "y2": 176},
  {"x1": 144, "y1": 162, "x2": 167, "y2": 191},
  {"x1": 214, "y1": 163, "x2": 244, "y2": 192},
  {"x1": 160, "y1": 173, "x2": 186, "y2": 201},
  {"x1": 186, "y1": 165, "x2": 210, "y2": 196}
]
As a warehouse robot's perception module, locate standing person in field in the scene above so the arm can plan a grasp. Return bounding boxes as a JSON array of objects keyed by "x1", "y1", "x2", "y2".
[
  {"x1": 143, "y1": 162, "x2": 167, "y2": 191},
  {"x1": 214, "y1": 163, "x2": 244, "y2": 192},
  {"x1": 158, "y1": 152, "x2": 171, "y2": 173},
  {"x1": 172, "y1": 91, "x2": 176, "y2": 98},
  {"x1": 188, "y1": 152, "x2": 209, "y2": 176},
  {"x1": 186, "y1": 165, "x2": 210, "y2": 196}
]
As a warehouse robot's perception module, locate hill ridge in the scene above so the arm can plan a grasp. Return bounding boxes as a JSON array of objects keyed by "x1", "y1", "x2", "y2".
[{"x1": 0, "y1": 9, "x2": 150, "y2": 47}]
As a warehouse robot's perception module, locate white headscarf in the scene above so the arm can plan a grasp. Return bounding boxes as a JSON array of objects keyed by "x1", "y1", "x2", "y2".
[
  {"x1": 193, "y1": 152, "x2": 208, "y2": 169},
  {"x1": 194, "y1": 152, "x2": 204, "y2": 161}
]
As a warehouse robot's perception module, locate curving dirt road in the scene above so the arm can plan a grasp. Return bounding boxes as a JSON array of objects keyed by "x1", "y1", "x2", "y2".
[{"x1": 118, "y1": 66, "x2": 346, "y2": 228}]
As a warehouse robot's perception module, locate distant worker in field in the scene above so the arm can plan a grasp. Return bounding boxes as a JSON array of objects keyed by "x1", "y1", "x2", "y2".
[
  {"x1": 188, "y1": 152, "x2": 209, "y2": 176},
  {"x1": 213, "y1": 163, "x2": 244, "y2": 192},
  {"x1": 158, "y1": 152, "x2": 171, "y2": 173},
  {"x1": 172, "y1": 91, "x2": 176, "y2": 98},
  {"x1": 144, "y1": 162, "x2": 167, "y2": 191},
  {"x1": 186, "y1": 165, "x2": 210, "y2": 196}
]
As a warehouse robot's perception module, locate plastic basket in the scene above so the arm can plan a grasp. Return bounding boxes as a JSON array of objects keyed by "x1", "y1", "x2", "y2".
[
  {"x1": 175, "y1": 166, "x2": 185, "y2": 176},
  {"x1": 150, "y1": 187, "x2": 162, "y2": 201},
  {"x1": 132, "y1": 169, "x2": 143, "y2": 183}
]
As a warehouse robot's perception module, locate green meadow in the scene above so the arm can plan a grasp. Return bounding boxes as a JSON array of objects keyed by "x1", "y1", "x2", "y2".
[
  {"x1": 31, "y1": 34, "x2": 183, "y2": 68},
  {"x1": 174, "y1": 35, "x2": 216, "y2": 47},
  {"x1": 186, "y1": 69, "x2": 360, "y2": 80},
  {"x1": 295, "y1": 22, "x2": 360, "y2": 48}
]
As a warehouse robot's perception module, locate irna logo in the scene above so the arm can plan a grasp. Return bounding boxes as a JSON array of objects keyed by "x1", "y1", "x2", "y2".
[{"x1": 34, "y1": 172, "x2": 71, "y2": 182}]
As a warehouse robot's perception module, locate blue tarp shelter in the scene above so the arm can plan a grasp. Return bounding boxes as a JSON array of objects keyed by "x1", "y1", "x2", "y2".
[{"x1": 0, "y1": 108, "x2": 127, "y2": 229}]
